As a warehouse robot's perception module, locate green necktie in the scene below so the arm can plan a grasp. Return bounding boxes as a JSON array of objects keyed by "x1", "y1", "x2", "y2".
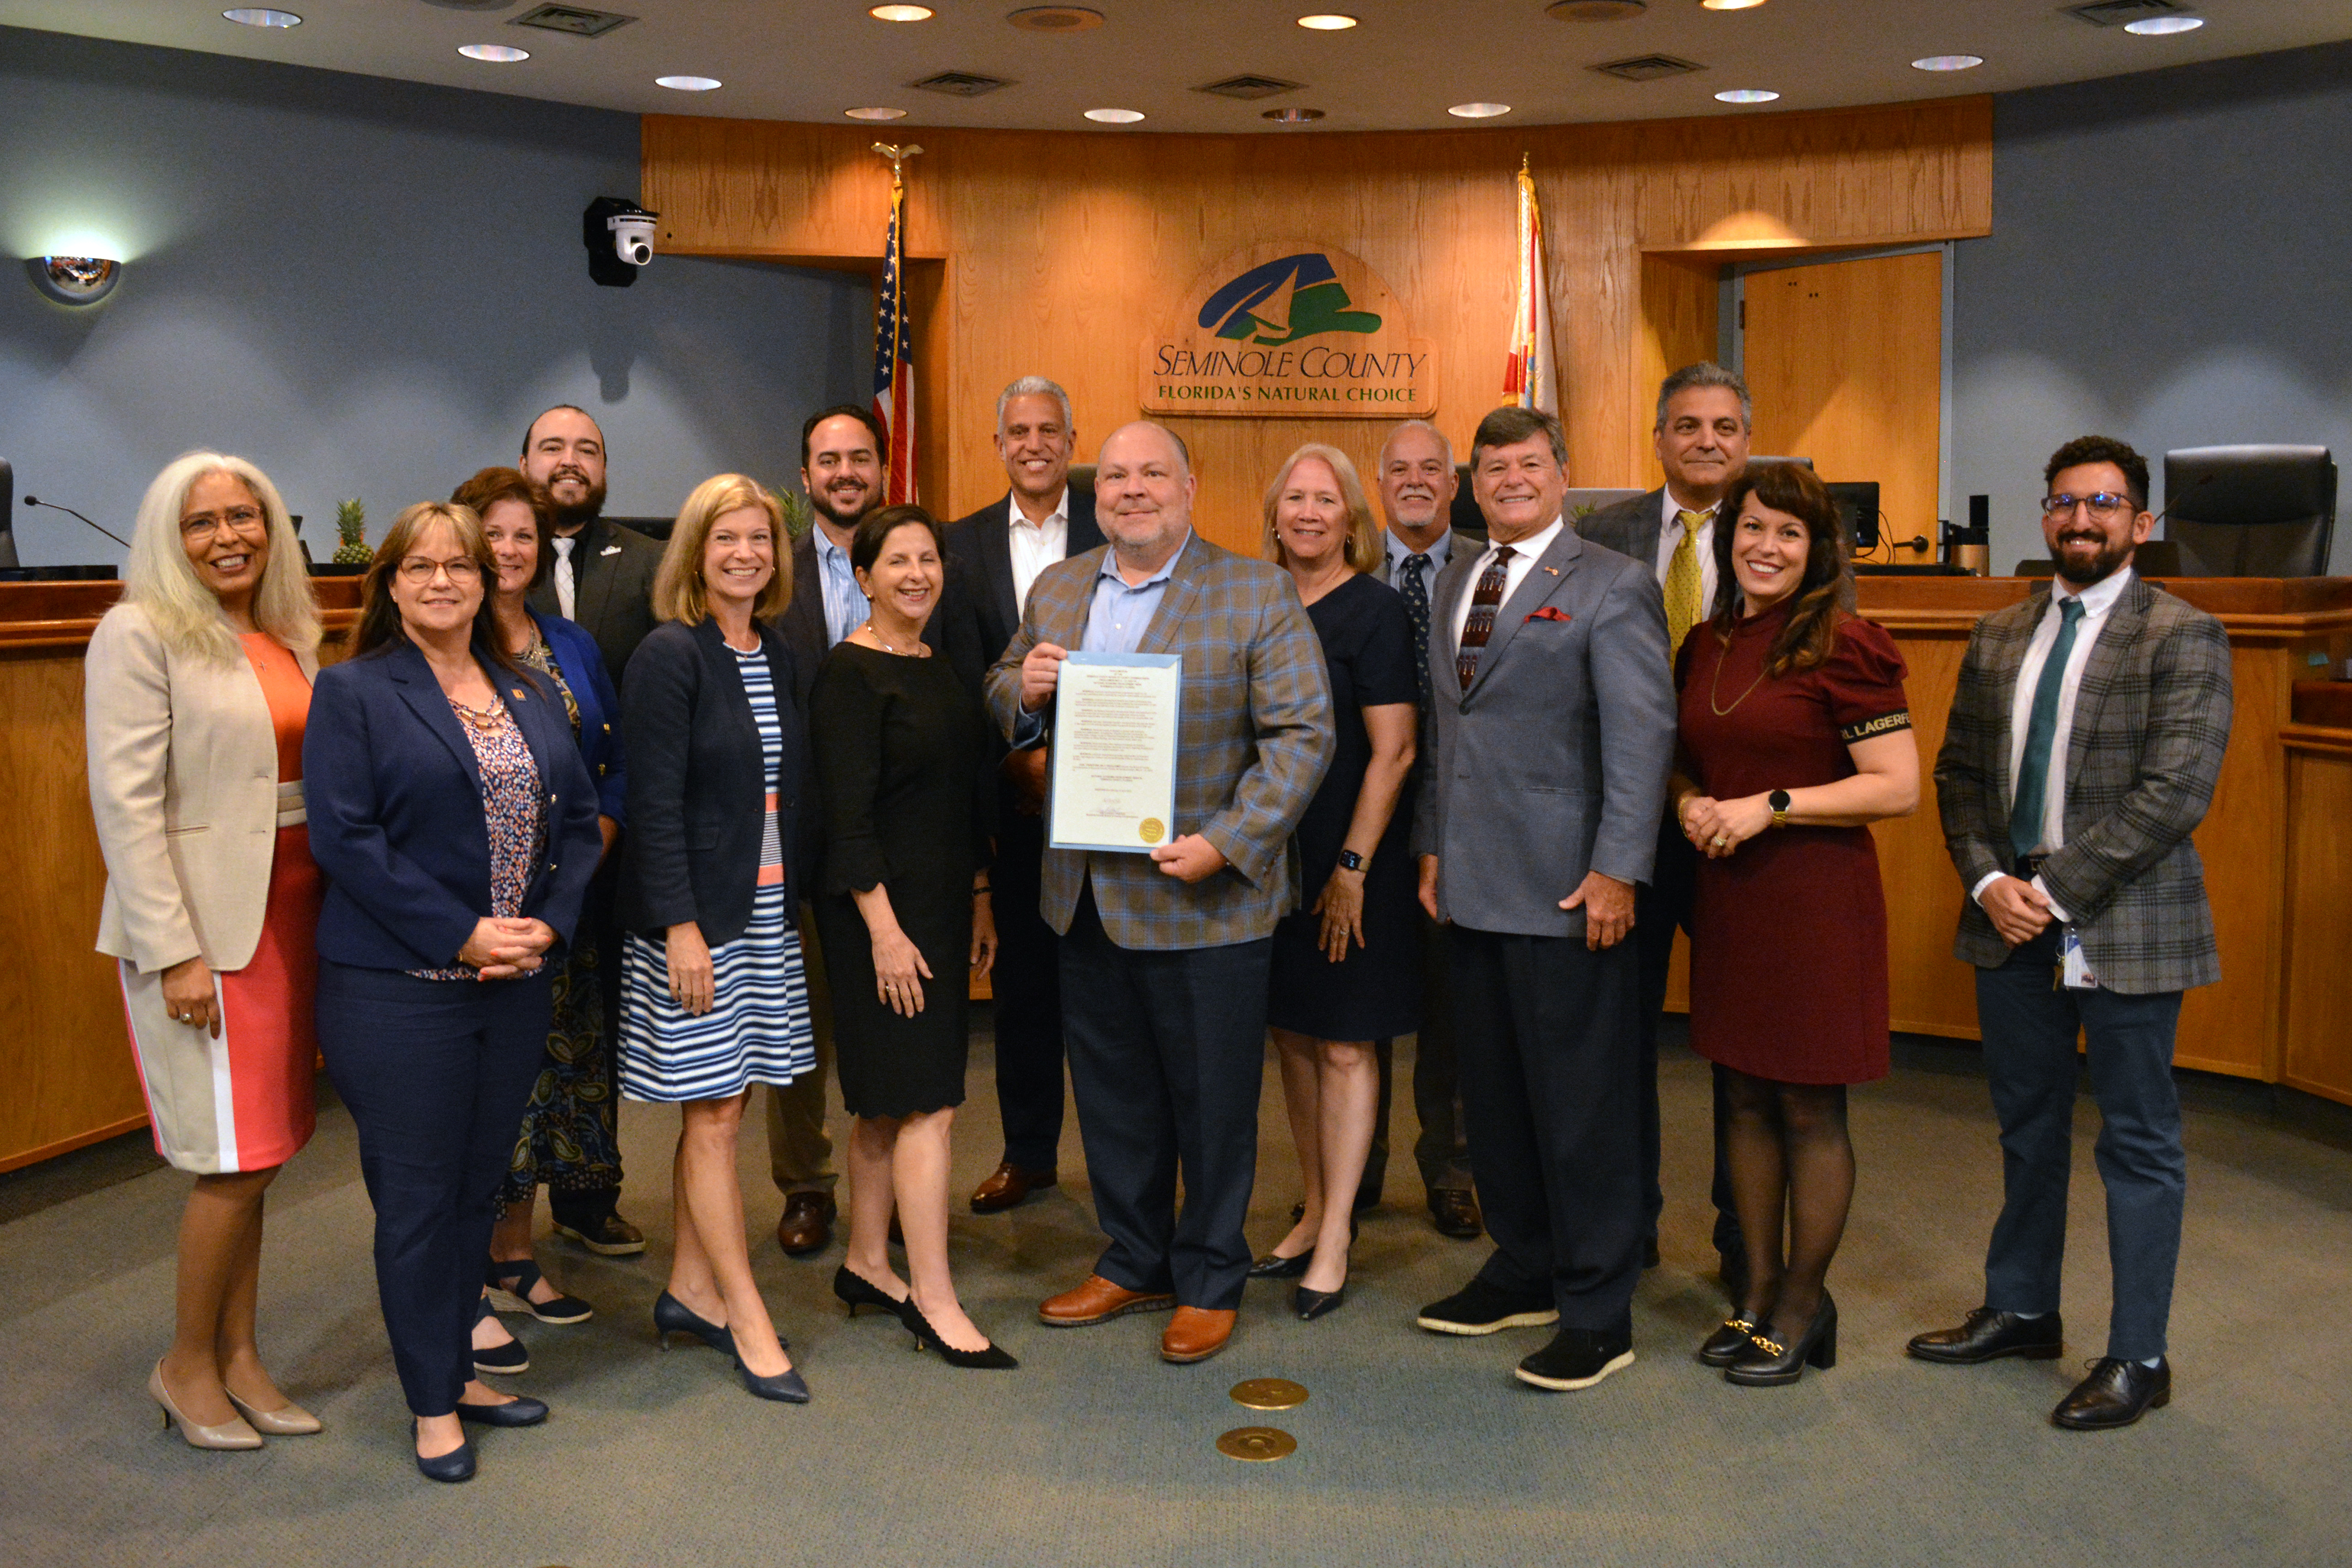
[
  {"x1": 1664, "y1": 510, "x2": 1706, "y2": 655},
  {"x1": 2009, "y1": 597, "x2": 2086, "y2": 861}
]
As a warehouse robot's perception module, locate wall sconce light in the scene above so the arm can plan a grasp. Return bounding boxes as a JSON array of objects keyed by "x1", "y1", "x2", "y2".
[{"x1": 27, "y1": 256, "x2": 123, "y2": 306}]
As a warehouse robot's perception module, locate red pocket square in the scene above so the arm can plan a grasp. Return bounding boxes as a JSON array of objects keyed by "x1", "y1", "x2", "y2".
[{"x1": 1524, "y1": 606, "x2": 1573, "y2": 624}]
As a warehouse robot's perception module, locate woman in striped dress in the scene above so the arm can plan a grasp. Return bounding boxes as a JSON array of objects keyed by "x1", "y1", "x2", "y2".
[{"x1": 617, "y1": 474, "x2": 814, "y2": 1405}]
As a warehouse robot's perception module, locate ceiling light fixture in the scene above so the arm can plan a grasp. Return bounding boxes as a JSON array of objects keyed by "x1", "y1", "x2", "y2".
[
  {"x1": 1263, "y1": 107, "x2": 1327, "y2": 122},
  {"x1": 27, "y1": 256, "x2": 123, "y2": 307},
  {"x1": 656, "y1": 75, "x2": 722, "y2": 91},
  {"x1": 1085, "y1": 108, "x2": 1145, "y2": 123},
  {"x1": 1006, "y1": 6, "x2": 1104, "y2": 31},
  {"x1": 1547, "y1": 1, "x2": 1646, "y2": 20},
  {"x1": 2124, "y1": 15, "x2": 2204, "y2": 33},
  {"x1": 459, "y1": 44, "x2": 530, "y2": 62},
  {"x1": 1714, "y1": 88, "x2": 1780, "y2": 103},
  {"x1": 1911, "y1": 54, "x2": 1983, "y2": 71},
  {"x1": 869, "y1": 4, "x2": 933, "y2": 19},
  {"x1": 1700, "y1": 0, "x2": 1767, "y2": 9},
  {"x1": 1448, "y1": 102, "x2": 1513, "y2": 118},
  {"x1": 846, "y1": 106, "x2": 909, "y2": 120},
  {"x1": 221, "y1": 7, "x2": 301, "y2": 24},
  {"x1": 1296, "y1": 14, "x2": 1357, "y2": 28}
]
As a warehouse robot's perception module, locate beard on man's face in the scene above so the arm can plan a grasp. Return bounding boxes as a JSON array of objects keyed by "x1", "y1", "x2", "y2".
[{"x1": 549, "y1": 475, "x2": 608, "y2": 533}]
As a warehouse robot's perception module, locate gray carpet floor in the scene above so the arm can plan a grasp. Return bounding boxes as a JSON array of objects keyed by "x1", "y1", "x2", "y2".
[{"x1": 5, "y1": 1018, "x2": 2350, "y2": 1568}]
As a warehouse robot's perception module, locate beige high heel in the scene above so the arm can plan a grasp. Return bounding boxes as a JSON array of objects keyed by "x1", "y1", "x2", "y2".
[
  {"x1": 149, "y1": 1360, "x2": 263, "y2": 1450},
  {"x1": 226, "y1": 1388, "x2": 322, "y2": 1436}
]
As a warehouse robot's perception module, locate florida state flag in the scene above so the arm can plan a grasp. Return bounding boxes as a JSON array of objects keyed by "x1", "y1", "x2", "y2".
[{"x1": 1501, "y1": 157, "x2": 1558, "y2": 416}]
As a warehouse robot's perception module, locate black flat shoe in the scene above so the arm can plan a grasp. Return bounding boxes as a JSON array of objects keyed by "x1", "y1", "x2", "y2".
[
  {"x1": 1248, "y1": 1250, "x2": 1313, "y2": 1280},
  {"x1": 1515, "y1": 1327, "x2": 1635, "y2": 1391},
  {"x1": 1697, "y1": 1315, "x2": 1762, "y2": 1368},
  {"x1": 902, "y1": 1298, "x2": 1020, "y2": 1368},
  {"x1": 1907, "y1": 1307, "x2": 2063, "y2": 1365},
  {"x1": 1294, "y1": 1282, "x2": 1346, "y2": 1321},
  {"x1": 736, "y1": 1355, "x2": 813, "y2": 1403},
  {"x1": 484, "y1": 1258, "x2": 593, "y2": 1325},
  {"x1": 454, "y1": 1395, "x2": 548, "y2": 1427},
  {"x1": 411, "y1": 1421, "x2": 475, "y2": 1483},
  {"x1": 2053, "y1": 1357, "x2": 2170, "y2": 1430},
  {"x1": 1726, "y1": 1296, "x2": 1837, "y2": 1387},
  {"x1": 833, "y1": 1265, "x2": 909, "y2": 1318},
  {"x1": 653, "y1": 1290, "x2": 737, "y2": 1355},
  {"x1": 473, "y1": 1292, "x2": 528, "y2": 1376}
]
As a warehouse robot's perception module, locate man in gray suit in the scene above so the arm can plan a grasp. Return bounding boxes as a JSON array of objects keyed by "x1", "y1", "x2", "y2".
[
  {"x1": 1909, "y1": 436, "x2": 2232, "y2": 1431},
  {"x1": 1411, "y1": 406, "x2": 1677, "y2": 1391},
  {"x1": 1579, "y1": 361, "x2": 1754, "y2": 1290}
]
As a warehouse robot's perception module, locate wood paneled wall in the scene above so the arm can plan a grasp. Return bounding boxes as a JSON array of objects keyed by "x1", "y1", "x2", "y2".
[{"x1": 644, "y1": 100, "x2": 1990, "y2": 548}]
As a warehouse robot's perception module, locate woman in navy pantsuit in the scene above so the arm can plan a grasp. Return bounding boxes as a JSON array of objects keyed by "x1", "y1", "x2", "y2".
[{"x1": 305, "y1": 500, "x2": 600, "y2": 1483}]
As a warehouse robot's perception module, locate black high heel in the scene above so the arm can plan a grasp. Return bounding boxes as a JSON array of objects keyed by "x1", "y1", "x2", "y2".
[
  {"x1": 1293, "y1": 1281, "x2": 1347, "y2": 1321},
  {"x1": 1248, "y1": 1250, "x2": 1312, "y2": 1280},
  {"x1": 1726, "y1": 1294, "x2": 1838, "y2": 1386},
  {"x1": 900, "y1": 1298, "x2": 1020, "y2": 1369},
  {"x1": 833, "y1": 1265, "x2": 909, "y2": 1317},
  {"x1": 653, "y1": 1290, "x2": 737, "y2": 1355},
  {"x1": 1697, "y1": 1315, "x2": 1763, "y2": 1368},
  {"x1": 735, "y1": 1352, "x2": 812, "y2": 1404}
]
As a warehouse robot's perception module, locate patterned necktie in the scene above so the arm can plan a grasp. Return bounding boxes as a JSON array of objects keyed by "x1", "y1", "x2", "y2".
[
  {"x1": 2009, "y1": 596, "x2": 2086, "y2": 861},
  {"x1": 1398, "y1": 552, "x2": 1434, "y2": 710},
  {"x1": 1665, "y1": 509, "x2": 1706, "y2": 656},
  {"x1": 552, "y1": 535, "x2": 577, "y2": 621},
  {"x1": 1455, "y1": 545, "x2": 1516, "y2": 690}
]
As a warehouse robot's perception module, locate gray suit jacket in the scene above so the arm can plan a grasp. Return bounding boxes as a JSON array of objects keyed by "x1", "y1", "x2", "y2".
[
  {"x1": 526, "y1": 513, "x2": 664, "y2": 688},
  {"x1": 1375, "y1": 521, "x2": 1486, "y2": 591},
  {"x1": 1575, "y1": 487, "x2": 1668, "y2": 574},
  {"x1": 1411, "y1": 524, "x2": 1677, "y2": 937},
  {"x1": 1935, "y1": 574, "x2": 2232, "y2": 993}
]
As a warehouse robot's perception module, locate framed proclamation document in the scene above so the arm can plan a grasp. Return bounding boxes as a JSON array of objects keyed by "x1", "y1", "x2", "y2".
[{"x1": 1048, "y1": 651, "x2": 1182, "y2": 853}]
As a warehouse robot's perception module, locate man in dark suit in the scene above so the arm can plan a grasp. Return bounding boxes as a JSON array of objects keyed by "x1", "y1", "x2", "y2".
[
  {"x1": 1412, "y1": 406, "x2": 1676, "y2": 1392},
  {"x1": 940, "y1": 377, "x2": 1105, "y2": 1213},
  {"x1": 1366, "y1": 419, "x2": 1482, "y2": 1241},
  {"x1": 519, "y1": 403, "x2": 662, "y2": 1257},
  {"x1": 1577, "y1": 361, "x2": 1753, "y2": 1292},
  {"x1": 1909, "y1": 436, "x2": 2232, "y2": 1431}
]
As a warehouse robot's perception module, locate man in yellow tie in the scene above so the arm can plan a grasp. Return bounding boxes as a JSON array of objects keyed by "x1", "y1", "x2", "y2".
[{"x1": 1578, "y1": 361, "x2": 1752, "y2": 1297}]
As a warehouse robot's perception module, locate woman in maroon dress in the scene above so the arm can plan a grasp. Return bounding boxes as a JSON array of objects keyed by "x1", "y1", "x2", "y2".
[{"x1": 1672, "y1": 461, "x2": 1918, "y2": 1387}]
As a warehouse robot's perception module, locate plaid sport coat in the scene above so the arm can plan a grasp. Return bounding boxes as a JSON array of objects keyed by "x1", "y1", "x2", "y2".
[
  {"x1": 1935, "y1": 573, "x2": 2232, "y2": 993},
  {"x1": 984, "y1": 534, "x2": 1335, "y2": 951}
]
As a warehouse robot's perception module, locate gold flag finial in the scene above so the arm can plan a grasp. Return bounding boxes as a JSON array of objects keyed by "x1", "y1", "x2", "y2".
[
  {"x1": 1519, "y1": 151, "x2": 1530, "y2": 175},
  {"x1": 873, "y1": 142, "x2": 925, "y2": 182}
]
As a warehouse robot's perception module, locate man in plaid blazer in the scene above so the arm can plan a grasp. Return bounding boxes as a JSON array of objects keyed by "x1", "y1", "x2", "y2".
[
  {"x1": 1910, "y1": 435, "x2": 2232, "y2": 1432},
  {"x1": 985, "y1": 421, "x2": 1334, "y2": 1366}
]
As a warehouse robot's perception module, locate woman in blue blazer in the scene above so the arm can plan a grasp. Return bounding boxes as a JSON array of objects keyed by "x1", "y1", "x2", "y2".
[
  {"x1": 452, "y1": 467, "x2": 629, "y2": 1360},
  {"x1": 305, "y1": 500, "x2": 601, "y2": 1483}
]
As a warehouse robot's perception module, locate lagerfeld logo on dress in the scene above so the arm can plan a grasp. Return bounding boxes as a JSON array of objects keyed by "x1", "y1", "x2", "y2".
[{"x1": 1141, "y1": 244, "x2": 1438, "y2": 418}]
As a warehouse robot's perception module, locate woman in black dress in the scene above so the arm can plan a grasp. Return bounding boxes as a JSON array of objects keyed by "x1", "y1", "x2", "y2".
[
  {"x1": 811, "y1": 505, "x2": 1009, "y2": 1368},
  {"x1": 1250, "y1": 445, "x2": 1421, "y2": 1320}
]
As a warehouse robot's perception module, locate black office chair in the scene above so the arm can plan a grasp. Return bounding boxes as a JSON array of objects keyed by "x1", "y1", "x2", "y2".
[
  {"x1": 2163, "y1": 445, "x2": 2336, "y2": 577},
  {"x1": 2015, "y1": 540, "x2": 2180, "y2": 579}
]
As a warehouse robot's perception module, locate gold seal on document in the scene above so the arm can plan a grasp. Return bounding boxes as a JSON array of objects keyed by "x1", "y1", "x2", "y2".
[
  {"x1": 1216, "y1": 1426, "x2": 1297, "y2": 1461},
  {"x1": 1138, "y1": 817, "x2": 1166, "y2": 844}
]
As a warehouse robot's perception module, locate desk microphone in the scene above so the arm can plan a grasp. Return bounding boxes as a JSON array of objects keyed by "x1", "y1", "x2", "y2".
[{"x1": 22, "y1": 496, "x2": 130, "y2": 549}]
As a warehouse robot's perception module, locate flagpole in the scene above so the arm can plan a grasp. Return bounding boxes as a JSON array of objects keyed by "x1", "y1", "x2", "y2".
[{"x1": 870, "y1": 143, "x2": 924, "y2": 505}]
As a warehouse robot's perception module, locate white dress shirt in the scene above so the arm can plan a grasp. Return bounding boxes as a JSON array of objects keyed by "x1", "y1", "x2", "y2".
[
  {"x1": 1654, "y1": 489, "x2": 1720, "y2": 613},
  {"x1": 1968, "y1": 566, "x2": 2136, "y2": 918},
  {"x1": 1450, "y1": 517, "x2": 1564, "y2": 656},
  {"x1": 1383, "y1": 525, "x2": 1455, "y2": 584},
  {"x1": 1007, "y1": 487, "x2": 1071, "y2": 616}
]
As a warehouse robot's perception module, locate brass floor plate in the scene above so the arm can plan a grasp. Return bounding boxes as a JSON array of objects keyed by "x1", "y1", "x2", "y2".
[
  {"x1": 1229, "y1": 1377, "x2": 1309, "y2": 1410},
  {"x1": 1216, "y1": 1425, "x2": 1298, "y2": 1461}
]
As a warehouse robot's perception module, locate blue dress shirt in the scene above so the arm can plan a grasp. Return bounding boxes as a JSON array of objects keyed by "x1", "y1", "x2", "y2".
[
  {"x1": 812, "y1": 524, "x2": 869, "y2": 648},
  {"x1": 1014, "y1": 532, "x2": 1191, "y2": 744}
]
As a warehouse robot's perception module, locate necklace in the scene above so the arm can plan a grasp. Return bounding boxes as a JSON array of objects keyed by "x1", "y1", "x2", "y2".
[
  {"x1": 448, "y1": 694, "x2": 507, "y2": 731},
  {"x1": 859, "y1": 619, "x2": 928, "y2": 657},
  {"x1": 1706, "y1": 634, "x2": 1771, "y2": 716}
]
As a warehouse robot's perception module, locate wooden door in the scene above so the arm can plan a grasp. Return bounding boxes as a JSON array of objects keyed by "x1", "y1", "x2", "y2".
[{"x1": 1740, "y1": 251, "x2": 1944, "y2": 558}]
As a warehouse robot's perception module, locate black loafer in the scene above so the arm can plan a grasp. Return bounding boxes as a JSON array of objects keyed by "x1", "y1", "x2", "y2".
[
  {"x1": 1907, "y1": 1307, "x2": 2064, "y2": 1365},
  {"x1": 1427, "y1": 1189, "x2": 1483, "y2": 1240},
  {"x1": 454, "y1": 1395, "x2": 548, "y2": 1428},
  {"x1": 1515, "y1": 1327, "x2": 1635, "y2": 1391},
  {"x1": 2053, "y1": 1357, "x2": 2170, "y2": 1430},
  {"x1": 1697, "y1": 1316, "x2": 1762, "y2": 1368}
]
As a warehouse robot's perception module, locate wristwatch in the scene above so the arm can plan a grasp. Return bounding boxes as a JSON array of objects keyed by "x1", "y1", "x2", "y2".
[
  {"x1": 1768, "y1": 789, "x2": 1791, "y2": 829},
  {"x1": 1336, "y1": 849, "x2": 1366, "y2": 872}
]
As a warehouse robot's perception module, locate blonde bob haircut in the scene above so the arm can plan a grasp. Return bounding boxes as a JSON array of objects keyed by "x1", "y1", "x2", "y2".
[
  {"x1": 124, "y1": 451, "x2": 321, "y2": 662},
  {"x1": 1261, "y1": 443, "x2": 1381, "y2": 575},
  {"x1": 653, "y1": 473, "x2": 793, "y2": 625}
]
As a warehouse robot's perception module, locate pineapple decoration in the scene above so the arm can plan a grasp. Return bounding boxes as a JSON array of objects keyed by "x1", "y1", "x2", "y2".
[{"x1": 332, "y1": 498, "x2": 370, "y2": 565}]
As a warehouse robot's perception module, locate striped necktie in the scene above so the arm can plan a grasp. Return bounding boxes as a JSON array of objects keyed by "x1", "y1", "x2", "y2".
[
  {"x1": 1455, "y1": 546, "x2": 1515, "y2": 689},
  {"x1": 1665, "y1": 509, "x2": 1706, "y2": 656}
]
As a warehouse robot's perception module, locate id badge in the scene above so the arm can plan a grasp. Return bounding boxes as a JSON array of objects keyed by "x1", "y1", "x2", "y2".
[{"x1": 2060, "y1": 925, "x2": 2098, "y2": 991}]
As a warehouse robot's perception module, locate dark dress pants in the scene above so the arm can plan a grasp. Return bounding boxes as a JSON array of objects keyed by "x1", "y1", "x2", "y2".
[
  {"x1": 1632, "y1": 821, "x2": 1743, "y2": 1271},
  {"x1": 1974, "y1": 928, "x2": 2186, "y2": 1362},
  {"x1": 319, "y1": 962, "x2": 551, "y2": 1417},
  {"x1": 1058, "y1": 882, "x2": 1269, "y2": 1312},
  {"x1": 1450, "y1": 923, "x2": 1643, "y2": 1332},
  {"x1": 1365, "y1": 909, "x2": 1472, "y2": 1201},
  {"x1": 550, "y1": 853, "x2": 625, "y2": 1231},
  {"x1": 990, "y1": 811, "x2": 1067, "y2": 1171}
]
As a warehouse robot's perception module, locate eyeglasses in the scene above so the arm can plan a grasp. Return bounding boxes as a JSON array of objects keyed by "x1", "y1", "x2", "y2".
[
  {"x1": 180, "y1": 507, "x2": 266, "y2": 542},
  {"x1": 2040, "y1": 492, "x2": 2136, "y2": 521},
  {"x1": 396, "y1": 556, "x2": 483, "y2": 584}
]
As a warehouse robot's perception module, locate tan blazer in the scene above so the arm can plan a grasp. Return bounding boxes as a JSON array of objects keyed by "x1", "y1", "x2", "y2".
[{"x1": 87, "y1": 602, "x2": 318, "y2": 975}]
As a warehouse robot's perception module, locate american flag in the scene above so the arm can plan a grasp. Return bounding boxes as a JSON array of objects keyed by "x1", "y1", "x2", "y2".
[
  {"x1": 1501, "y1": 156, "x2": 1558, "y2": 416},
  {"x1": 873, "y1": 161, "x2": 917, "y2": 505}
]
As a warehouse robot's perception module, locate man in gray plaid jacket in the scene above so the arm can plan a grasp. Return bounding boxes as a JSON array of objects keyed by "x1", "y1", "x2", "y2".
[{"x1": 1908, "y1": 435, "x2": 2232, "y2": 1432}]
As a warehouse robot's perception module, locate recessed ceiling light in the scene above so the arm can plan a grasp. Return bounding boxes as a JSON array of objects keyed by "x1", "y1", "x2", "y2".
[
  {"x1": 2125, "y1": 15, "x2": 2204, "y2": 33},
  {"x1": 1007, "y1": 5, "x2": 1104, "y2": 31},
  {"x1": 1448, "y1": 102, "x2": 1512, "y2": 118},
  {"x1": 459, "y1": 44, "x2": 530, "y2": 63},
  {"x1": 1548, "y1": 1, "x2": 1646, "y2": 19},
  {"x1": 1085, "y1": 108, "x2": 1146, "y2": 123},
  {"x1": 1263, "y1": 107, "x2": 1327, "y2": 122},
  {"x1": 869, "y1": 4, "x2": 934, "y2": 19},
  {"x1": 1715, "y1": 88, "x2": 1780, "y2": 103},
  {"x1": 1297, "y1": 13, "x2": 1357, "y2": 28},
  {"x1": 1701, "y1": 0, "x2": 1767, "y2": 9},
  {"x1": 1911, "y1": 54, "x2": 1984, "y2": 71},
  {"x1": 221, "y1": 7, "x2": 300, "y2": 24},
  {"x1": 657, "y1": 75, "x2": 722, "y2": 91},
  {"x1": 846, "y1": 106, "x2": 910, "y2": 120}
]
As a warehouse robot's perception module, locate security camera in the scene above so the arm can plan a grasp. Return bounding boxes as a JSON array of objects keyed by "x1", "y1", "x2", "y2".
[
  {"x1": 610, "y1": 211, "x2": 658, "y2": 266},
  {"x1": 583, "y1": 196, "x2": 660, "y2": 288}
]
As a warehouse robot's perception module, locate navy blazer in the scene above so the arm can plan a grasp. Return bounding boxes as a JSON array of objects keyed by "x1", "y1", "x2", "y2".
[
  {"x1": 616, "y1": 617, "x2": 805, "y2": 947},
  {"x1": 532, "y1": 608, "x2": 628, "y2": 825},
  {"x1": 943, "y1": 485, "x2": 1105, "y2": 692},
  {"x1": 305, "y1": 640, "x2": 603, "y2": 972}
]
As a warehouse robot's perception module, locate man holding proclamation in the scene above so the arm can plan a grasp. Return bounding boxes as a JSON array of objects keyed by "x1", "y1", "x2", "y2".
[
  {"x1": 1909, "y1": 436, "x2": 2231, "y2": 1431},
  {"x1": 986, "y1": 420, "x2": 1333, "y2": 1367},
  {"x1": 1412, "y1": 406, "x2": 1676, "y2": 1392}
]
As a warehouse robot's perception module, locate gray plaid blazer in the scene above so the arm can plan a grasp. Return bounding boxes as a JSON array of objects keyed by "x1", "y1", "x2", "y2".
[
  {"x1": 1934, "y1": 573, "x2": 2232, "y2": 993},
  {"x1": 984, "y1": 534, "x2": 1334, "y2": 951}
]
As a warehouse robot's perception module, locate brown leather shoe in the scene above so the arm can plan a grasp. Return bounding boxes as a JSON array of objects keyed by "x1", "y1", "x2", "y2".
[
  {"x1": 1428, "y1": 1187, "x2": 1483, "y2": 1240},
  {"x1": 775, "y1": 1192, "x2": 836, "y2": 1256},
  {"x1": 1038, "y1": 1274, "x2": 1176, "y2": 1327},
  {"x1": 1160, "y1": 1307, "x2": 1237, "y2": 1364},
  {"x1": 970, "y1": 1161, "x2": 1058, "y2": 1213}
]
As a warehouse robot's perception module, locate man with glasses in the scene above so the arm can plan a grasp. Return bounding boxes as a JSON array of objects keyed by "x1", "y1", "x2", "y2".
[{"x1": 1909, "y1": 436, "x2": 2232, "y2": 1431}]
